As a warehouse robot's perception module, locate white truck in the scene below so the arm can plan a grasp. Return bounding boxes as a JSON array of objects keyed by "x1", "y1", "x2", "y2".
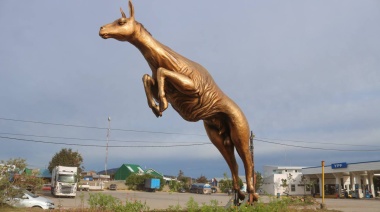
[{"x1": 51, "y1": 166, "x2": 78, "y2": 197}]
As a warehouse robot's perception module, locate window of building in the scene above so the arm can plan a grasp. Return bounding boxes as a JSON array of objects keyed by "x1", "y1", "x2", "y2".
[{"x1": 291, "y1": 184, "x2": 296, "y2": 192}]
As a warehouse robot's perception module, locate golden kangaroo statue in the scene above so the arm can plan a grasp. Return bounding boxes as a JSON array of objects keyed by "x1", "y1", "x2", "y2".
[{"x1": 99, "y1": 0, "x2": 257, "y2": 202}]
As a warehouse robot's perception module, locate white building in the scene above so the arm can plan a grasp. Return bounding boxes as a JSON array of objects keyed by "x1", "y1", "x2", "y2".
[
  {"x1": 260, "y1": 160, "x2": 380, "y2": 198},
  {"x1": 261, "y1": 165, "x2": 312, "y2": 196},
  {"x1": 302, "y1": 160, "x2": 380, "y2": 198}
]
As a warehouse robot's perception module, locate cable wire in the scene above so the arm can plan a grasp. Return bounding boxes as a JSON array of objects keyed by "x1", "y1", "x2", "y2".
[
  {"x1": 0, "y1": 117, "x2": 205, "y2": 136},
  {"x1": 2, "y1": 134, "x2": 380, "y2": 152},
  {"x1": 0, "y1": 132, "x2": 204, "y2": 144},
  {"x1": 255, "y1": 139, "x2": 380, "y2": 152},
  {"x1": 259, "y1": 137, "x2": 380, "y2": 147},
  {"x1": 0, "y1": 136, "x2": 211, "y2": 148},
  {"x1": 2, "y1": 117, "x2": 379, "y2": 151}
]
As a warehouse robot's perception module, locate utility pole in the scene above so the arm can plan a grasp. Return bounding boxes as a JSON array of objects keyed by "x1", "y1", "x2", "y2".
[
  {"x1": 321, "y1": 160, "x2": 325, "y2": 209},
  {"x1": 250, "y1": 131, "x2": 256, "y2": 192},
  {"x1": 105, "y1": 117, "x2": 111, "y2": 176}
]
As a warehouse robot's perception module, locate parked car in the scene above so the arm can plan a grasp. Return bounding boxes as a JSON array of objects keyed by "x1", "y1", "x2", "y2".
[
  {"x1": 348, "y1": 190, "x2": 357, "y2": 198},
  {"x1": 211, "y1": 187, "x2": 217, "y2": 193},
  {"x1": 224, "y1": 188, "x2": 232, "y2": 196},
  {"x1": 78, "y1": 183, "x2": 90, "y2": 191},
  {"x1": 42, "y1": 184, "x2": 51, "y2": 191},
  {"x1": 189, "y1": 183, "x2": 212, "y2": 194},
  {"x1": 4, "y1": 189, "x2": 55, "y2": 210},
  {"x1": 109, "y1": 184, "x2": 117, "y2": 190}
]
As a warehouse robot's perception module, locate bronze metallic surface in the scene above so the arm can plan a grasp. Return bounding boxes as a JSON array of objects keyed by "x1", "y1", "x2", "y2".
[{"x1": 99, "y1": 0, "x2": 257, "y2": 202}]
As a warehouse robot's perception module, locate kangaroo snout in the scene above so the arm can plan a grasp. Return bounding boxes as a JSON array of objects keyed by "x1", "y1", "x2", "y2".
[{"x1": 99, "y1": 27, "x2": 108, "y2": 39}]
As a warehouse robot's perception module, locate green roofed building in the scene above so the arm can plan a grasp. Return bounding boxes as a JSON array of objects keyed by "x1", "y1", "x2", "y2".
[
  {"x1": 145, "y1": 168, "x2": 163, "y2": 178},
  {"x1": 24, "y1": 168, "x2": 33, "y2": 175},
  {"x1": 114, "y1": 164, "x2": 145, "y2": 180}
]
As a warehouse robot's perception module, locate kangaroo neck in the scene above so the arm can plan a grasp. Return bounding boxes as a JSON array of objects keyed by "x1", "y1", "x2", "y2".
[{"x1": 129, "y1": 25, "x2": 181, "y2": 71}]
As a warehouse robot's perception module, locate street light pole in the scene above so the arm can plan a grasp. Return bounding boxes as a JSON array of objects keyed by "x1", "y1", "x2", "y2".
[
  {"x1": 105, "y1": 117, "x2": 111, "y2": 176},
  {"x1": 250, "y1": 131, "x2": 256, "y2": 192}
]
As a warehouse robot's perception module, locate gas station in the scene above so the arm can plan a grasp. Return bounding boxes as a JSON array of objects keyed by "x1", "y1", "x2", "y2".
[{"x1": 302, "y1": 160, "x2": 380, "y2": 198}]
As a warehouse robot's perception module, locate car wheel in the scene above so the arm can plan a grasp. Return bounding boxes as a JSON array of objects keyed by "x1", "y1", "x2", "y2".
[{"x1": 32, "y1": 206, "x2": 43, "y2": 209}]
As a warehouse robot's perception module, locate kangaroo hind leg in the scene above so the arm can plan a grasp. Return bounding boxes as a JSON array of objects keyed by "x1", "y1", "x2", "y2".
[
  {"x1": 203, "y1": 120, "x2": 245, "y2": 201},
  {"x1": 228, "y1": 119, "x2": 258, "y2": 202}
]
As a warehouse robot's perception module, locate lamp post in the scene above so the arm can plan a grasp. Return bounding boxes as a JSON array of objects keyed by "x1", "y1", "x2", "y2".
[
  {"x1": 250, "y1": 131, "x2": 256, "y2": 193},
  {"x1": 105, "y1": 117, "x2": 111, "y2": 176}
]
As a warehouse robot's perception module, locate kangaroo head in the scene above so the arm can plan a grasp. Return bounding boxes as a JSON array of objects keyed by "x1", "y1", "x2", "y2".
[{"x1": 99, "y1": 0, "x2": 137, "y2": 41}]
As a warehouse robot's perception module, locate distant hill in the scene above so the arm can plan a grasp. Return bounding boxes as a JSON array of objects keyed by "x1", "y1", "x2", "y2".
[{"x1": 97, "y1": 168, "x2": 118, "y2": 175}]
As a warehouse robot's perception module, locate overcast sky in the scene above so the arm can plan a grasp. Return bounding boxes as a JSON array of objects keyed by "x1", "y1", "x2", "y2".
[{"x1": 1, "y1": 0, "x2": 379, "y2": 179}]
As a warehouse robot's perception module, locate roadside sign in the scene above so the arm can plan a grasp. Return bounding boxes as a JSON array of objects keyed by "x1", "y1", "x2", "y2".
[{"x1": 331, "y1": 162, "x2": 348, "y2": 169}]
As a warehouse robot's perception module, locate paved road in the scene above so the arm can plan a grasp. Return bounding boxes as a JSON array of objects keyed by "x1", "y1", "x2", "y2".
[
  {"x1": 44, "y1": 190, "x2": 233, "y2": 210},
  {"x1": 42, "y1": 191, "x2": 380, "y2": 211},
  {"x1": 314, "y1": 198, "x2": 380, "y2": 212}
]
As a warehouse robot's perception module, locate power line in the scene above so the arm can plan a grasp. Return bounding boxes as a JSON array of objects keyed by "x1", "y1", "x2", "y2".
[
  {"x1": 0, "y1": 132, "x2": 206, "y2": 144},
  {"x1": 0, "y1": 117, "x2": 205, "y2": 136},
  {"x1": 0, "y1": 136, "x2": 211, "y2": 148},
  {"x1": 2, "y1": 134, "x2": 380, "y2": 152},
  {"x1": 1, "y1": 117, "x2": 379, "y2": 151},
  {"x1": 258, "y1": 137, "x2": 380, "y2": 147},
  {"x1": 255, "y1": 139, "x2": 380, "y2": 152},
  {"x1": 1, "y1": 131, "x2": 378, "y2": 149}
]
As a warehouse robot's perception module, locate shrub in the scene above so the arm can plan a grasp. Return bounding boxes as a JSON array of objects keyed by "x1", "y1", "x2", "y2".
[
  {"x1": 88, "y1": 193, "x2": 149, "y2": 212},
  {"x1": 167, "y1": 204, "x2": 183, "y2": 212},
  {"x1": 88, "y1": 193, "x2": 121, "y2": 210},
  {"x1": 113, "y1": 199, "x2": 150, "y2": 212},
  {"x1": 168, "y1": 180, "x2": 184, "y2": 192},
  {"x1": 200, "y1": 199, "x2": 225, "y2": 212},
  {"x1": 186, "y1": 197, "x2": 199, "y2": 212}
]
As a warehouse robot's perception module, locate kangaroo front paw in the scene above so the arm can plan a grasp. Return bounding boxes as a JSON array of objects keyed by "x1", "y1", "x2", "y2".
[
  {"x1": 151, "y1": 105, "x2": 162, "y2": 117},
  {"x1": 159, "y1": 97, "x2": 168, "y2": 112},
  {"x1": 152, "y1": 108, "x2": 162, "y2": 117}
]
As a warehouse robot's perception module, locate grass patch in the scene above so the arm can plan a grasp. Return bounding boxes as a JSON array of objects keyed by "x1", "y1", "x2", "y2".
[{"x1": 1, "y1": 195, "x2": 340, "y2": 212}]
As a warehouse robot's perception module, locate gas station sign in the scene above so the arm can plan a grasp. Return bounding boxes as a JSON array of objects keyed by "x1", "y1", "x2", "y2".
[{"x1": 331, "y1": 162, "x2": 348, "y2": 169}]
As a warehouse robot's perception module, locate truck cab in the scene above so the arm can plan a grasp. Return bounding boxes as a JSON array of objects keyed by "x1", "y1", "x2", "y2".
[{"x1": 51, "y1": 166, "x2": 78, "y2": 197}]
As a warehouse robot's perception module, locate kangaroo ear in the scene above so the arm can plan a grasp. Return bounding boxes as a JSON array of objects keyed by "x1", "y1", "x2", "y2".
[
  {"x1": 129, "y1": 0, "x2": 134, "y2": 18},
  {"x1": 120, "y1": 7, "x2": 126, "y2": 18}
]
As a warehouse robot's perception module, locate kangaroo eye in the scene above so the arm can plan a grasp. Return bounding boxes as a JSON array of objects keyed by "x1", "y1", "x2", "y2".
[{"x1": 118, "y1": 18, "x2": 127, "y2": 25}]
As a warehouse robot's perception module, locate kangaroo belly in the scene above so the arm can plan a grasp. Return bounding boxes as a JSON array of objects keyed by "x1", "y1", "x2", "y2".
[{"x1": 167, "y1": 91, "x2": 219, "y2": 122}]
